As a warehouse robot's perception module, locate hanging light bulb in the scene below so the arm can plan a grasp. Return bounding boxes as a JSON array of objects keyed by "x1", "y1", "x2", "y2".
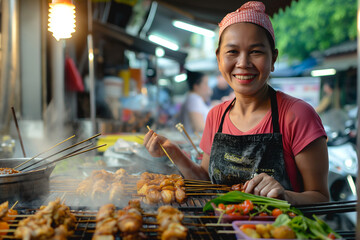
[{"x1": 48, "y1": 0, "x2": 76, "y2": 41}]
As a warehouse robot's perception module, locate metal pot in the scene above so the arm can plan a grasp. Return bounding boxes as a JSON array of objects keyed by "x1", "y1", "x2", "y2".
[{"x1": 0, "y1": 158, "x2": 55, "y2": 201}]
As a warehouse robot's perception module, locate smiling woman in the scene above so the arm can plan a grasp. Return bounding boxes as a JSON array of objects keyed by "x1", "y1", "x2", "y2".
[{"x1": 143, "y1": 1, "x2": 329, "y2": 206}]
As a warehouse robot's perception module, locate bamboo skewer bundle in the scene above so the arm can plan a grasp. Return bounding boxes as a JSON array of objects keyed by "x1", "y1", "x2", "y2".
[
  {"x1": 14, "y1": 134, "x2": 77, "y2": 170},
  {"x1": 16, "y1": 133, "x2": 104, "y2": 172}
]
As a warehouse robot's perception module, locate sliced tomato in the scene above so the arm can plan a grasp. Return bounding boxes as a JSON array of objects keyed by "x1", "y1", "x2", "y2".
[
  {"x1": 232, "y1": 204, "x2": 242, "y2": 214},
  {"x1": 239, "y1": 200, "x2": 254, "y2": 214},
  {"x1": 272, "y1": 208, "x2": 283, "y2": 217},
  {"x1": 217, "y1": 203, "x2": 225, "y2": 210},
  {"x1": 227, "y1": 211, "x2": 241, "y2": 216},
  {"x1": 242, "y1": 200, "x2": 254, "y2": 210},
  {"x1": 327, "y1": 233, "x2": 336, "y2": 240},
  {"x1": 225, "y1": 204, "x2": 235, "y2": 214},
  {"x1": 287, "y1": 211, "x2": 296, "y2": 218}
]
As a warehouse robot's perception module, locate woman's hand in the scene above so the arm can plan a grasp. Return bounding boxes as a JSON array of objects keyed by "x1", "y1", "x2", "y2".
[
  {"x1": 143, "y1": 129, "x2": 170, "y2": 158},
  {"x1": 243, "y1": 173, "x2": 285, "y2": 200}
]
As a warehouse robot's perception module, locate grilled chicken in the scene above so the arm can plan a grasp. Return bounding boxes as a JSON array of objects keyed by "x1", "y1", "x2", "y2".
[
  {"x1": 0, "y1": 201, "x2": 8, "y2": 219},
  {"x1": 109, "y1": 182, "x2": 125, "y2": 202},
  {"x1": 14, "y1": 198, "x2": 75, "y2": 240},
  {"x1": 93, "y1": 200, "x2": 143, "y2": 240},
  {"x1": 161, "y1": 190, "x2": 175, "y2": 204},
  {"x1": 162, "y1": 222, "x2": 188, "y2": 240},
  {"x1": 175, "y1": 187, "x2": 186, "y2": 204},
  {"x1": 92, "y1": 179, "x2": 110, "y2": 200},
  {"x1": 137, "y1": 173, "x2": 186, "y2": 205},
  {"x1": 157, "y1": 205, "x2": 187, "y2": 240}
]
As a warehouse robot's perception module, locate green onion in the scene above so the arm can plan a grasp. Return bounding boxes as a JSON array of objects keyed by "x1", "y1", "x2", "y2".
[{"x1": 203, "y1": 191, "x2": 290, "y2": 212}]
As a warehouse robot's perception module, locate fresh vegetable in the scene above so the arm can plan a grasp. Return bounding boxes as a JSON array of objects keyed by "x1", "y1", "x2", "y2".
[
  {"x1": 203, "y1": 191, "x2": 301, "y2": 216},
  {"x1": 204, "y1": 191, "x2": 290, "y2": 211},
  {"x1": 271, "y1": 208, "x2": 283, "y2": 217},
  {"x1": 273, "y1": 214, "x2": 341, "y2": 239},
  {"x1": 218, "y1": 203, "x2": 225, "y2": 210}
]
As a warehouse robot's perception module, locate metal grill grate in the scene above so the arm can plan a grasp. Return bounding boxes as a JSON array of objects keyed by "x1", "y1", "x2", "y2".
[
  {"x1": 3, "y1": 208, "x2": 236, "y2": 240},
  {"x1": 6, "y1": 176, "x2": 356, "y2": 240}
]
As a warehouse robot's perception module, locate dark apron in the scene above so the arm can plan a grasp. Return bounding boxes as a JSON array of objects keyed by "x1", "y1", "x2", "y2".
[{"x1": 209, "y1": 86, "x2": 292, "y2": 190}]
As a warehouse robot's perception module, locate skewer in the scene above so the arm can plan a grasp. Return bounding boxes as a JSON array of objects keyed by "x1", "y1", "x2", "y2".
[
  {"x1": 14, "y1": 134, "x2": 76, "y2": 169},
  {"x1": 134, "y1": 192, "x2": 221, "y2": 197},
  {"x1": 175, "y1": 123, "x2": 201, "y2": 156},
  {"x1": 142, "y1": 213, "x2": 219, "y2": 219},
  {"x1": 21, "y1": 168, "x2": 46, "y2": 174},
  {"x1": 186, "y1": 192, "x2": 223, "y2": 196},
  {"x1": 185, "y1": 183, "x2": 228, "y2": 187},
  {"x1": 185, "y1": 188, "x2": 229, "y2": 192},
  {"x1": 30, "y1": 144, "x2": 107, "y2": 170},
  {"x1": 0, "y1": 229, "x2": 16, "y2": 233},
  {"x1": 20, "y1": 142, "x2": 92, "y2": 171},
  {"x1": 18, "y1": 133, "x2": 101, "y2": 171},
  {"x1": 10, "y1": 201, "x2": 18, "y2": 210},
  {"x1": 217, "y1": 230, "x2": 237, "y2": 234},
  {"x1": 146, "y1": 126, "x2": 184, "y2": 178},
  {"x1": 184, "y1": 179, "x2": 212, "y2": 183},
  {"x1": 11, "y1": 107, "x2": 26, "y2": 157},
  {"x1": 205, "y1": 223, "x2": 233, "y2": 227}
]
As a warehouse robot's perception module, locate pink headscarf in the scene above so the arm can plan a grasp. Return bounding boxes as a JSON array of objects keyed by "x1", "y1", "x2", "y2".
[{"x1": 218, "y1": 1, "x2": 275, "y2": 44}]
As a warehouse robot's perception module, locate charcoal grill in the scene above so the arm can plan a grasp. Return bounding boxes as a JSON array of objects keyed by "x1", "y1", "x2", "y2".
[
  {"x1": 3, "y1": 175, "x2": 356, "y2": 240},
  {"x1": 3, "y1": 206, "x2": 236, "y2": 240}
]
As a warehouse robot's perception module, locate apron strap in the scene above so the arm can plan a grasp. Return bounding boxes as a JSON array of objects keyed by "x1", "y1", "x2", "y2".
[
  {"x1": 217, "y1": 98, "x2": 235, "y2": 133},
  {"x1": 269, "y1": 86, "x2": 280, "y2": 133},
  {"x1": 217, "y1": 85, "x2": 280, "y2": 133}
]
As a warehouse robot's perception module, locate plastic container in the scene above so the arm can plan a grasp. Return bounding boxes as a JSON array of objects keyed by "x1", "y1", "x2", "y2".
[
  {"x1": 232, "y1": 220, "x2": 340, "y2": 240},
  {"x1": 211, "y1": 203, "x2": 275, "y2": 223},
  {"x1": 232, "y1": 220, "x2": 296, "y2": 240}
]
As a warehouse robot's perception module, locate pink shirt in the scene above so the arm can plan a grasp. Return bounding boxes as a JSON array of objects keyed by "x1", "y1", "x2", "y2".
[{"x1": 200, "y1": 91, "x2": 326, "y2": 192}]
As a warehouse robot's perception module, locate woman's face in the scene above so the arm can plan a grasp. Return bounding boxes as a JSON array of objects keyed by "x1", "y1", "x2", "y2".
[{"x1": 216, "y1": 23, "x2": 277, "y2": 96}]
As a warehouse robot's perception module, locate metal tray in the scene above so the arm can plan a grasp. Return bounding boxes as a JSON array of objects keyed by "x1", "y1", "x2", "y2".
[{"x1": 0, "y1": 158, "x2": 55, "y2": 201}]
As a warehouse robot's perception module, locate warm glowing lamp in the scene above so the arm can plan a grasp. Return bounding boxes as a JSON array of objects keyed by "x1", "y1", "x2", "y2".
[{"x1": 48, "y1": 0, "x2": 76, "y2": 41}]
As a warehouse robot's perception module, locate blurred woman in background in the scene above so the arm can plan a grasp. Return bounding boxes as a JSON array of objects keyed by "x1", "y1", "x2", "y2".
[{"x1": 178, "y1": 70, "x2": 212, "y2": 134}]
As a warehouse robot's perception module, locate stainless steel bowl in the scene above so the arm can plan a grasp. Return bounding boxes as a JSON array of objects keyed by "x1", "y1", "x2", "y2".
[{"x1": 0, "y1": 158, "x2": 55, "y2": 201}]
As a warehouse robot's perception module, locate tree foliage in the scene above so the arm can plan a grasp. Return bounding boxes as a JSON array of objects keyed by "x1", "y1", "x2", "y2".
[{"x1": 271, "y1": 0, "x2": 357, "y2": 61}]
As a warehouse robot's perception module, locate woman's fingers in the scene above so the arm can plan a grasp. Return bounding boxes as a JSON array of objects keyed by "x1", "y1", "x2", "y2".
[
  {"x1": 144, "y1": 130, "x2": 159, "y2": 156},
  {"x1": 143, "y1": 129, "x2": 154, "y2": 145},
  {"x1": 144, "y1": 130, "x2": 167, "y2": 158},
  {"x1": 244, "y1": 173, "x2": 285, "y2": 199}
]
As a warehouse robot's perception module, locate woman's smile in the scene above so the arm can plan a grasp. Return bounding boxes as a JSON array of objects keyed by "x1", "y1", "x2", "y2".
[{"x1": 233, "y1": 74, "x2": 256, "y2": 84}]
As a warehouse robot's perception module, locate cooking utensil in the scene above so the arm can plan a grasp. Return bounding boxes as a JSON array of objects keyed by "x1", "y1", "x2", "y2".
[
  {"x1": 0, "y1": 158, "x2": 55, "y2": 201},
  {"x1": 11, "y1": 107, "x2": 26, "y2": 157}
]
